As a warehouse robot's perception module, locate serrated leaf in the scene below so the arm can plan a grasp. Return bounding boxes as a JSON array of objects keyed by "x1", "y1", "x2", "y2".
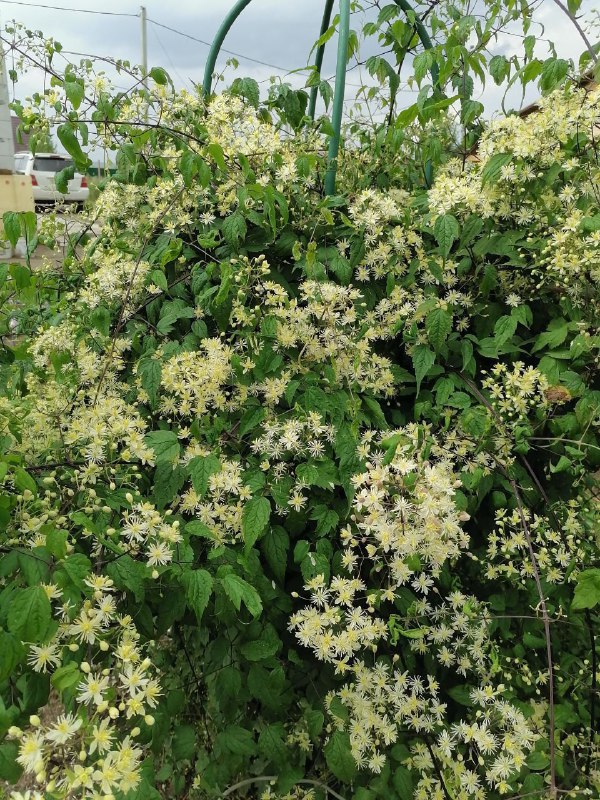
[
  {"x1": 57, "y1": 123, "x2": 88, "y2": 170},
  {"x1": 221, "y1": 573, "x2": 263, "y2": 617},
  {"x1": 7, "y1": 586, "x2": 52, "y2": 643},
  {"x1": 426, "y1": 307, "x2": 452, "y2": 352},
  {"x1": 539, "y1": 58, "x2": 569, "y2": 93},
  {"x1": 572, "y1": 569, "x2": 600, "y2": 611},
  {"x1": 156, "y1": 299, "x2": 195, "y2": 336},
  {"x1": 217, "y1": 725, "x2": 256, "y2": 756},
  {"x1": 239, "y1": 406, "x2": 265, "y2": 437},
  {"x1": 64, "y1": 77, "x2": 84, "y2": 109},
  {"x1": 242, "y1": 496, "x2": 271, "y2": 550},
  {"x1": 481, "y1": 152, "x2": 512, "y2": 186},
  {"x1": 172, "y1": 725, "x2": 196, "y2": 761},
  {"x1": 138, "y1": 358, "x2": 161, "y2": 410},
  {"x1": 188, "y1": 455, "x2": 220, "y2": 497},
  {"x1": 412, "y1": 345, "x2": 435, "y2": 395},
  {"x1": 180, "y1": 569, "x2": 213, "y2": 622},
  {"x1": 240, "y1": 627, "x2": 280, "y2": 661},
  {"x1": 260, "y1": 526, "x2": 289, "y2": 583},
  {"x1": 222, "y1": 211, "x2": 247, "y2": 248},
  {"x1": 145, "y1": 430, "x2": 180, "y2": 464},
  {"x1": 258, "y1": 723, "x2": 287, "y2": 766},
  {"x1": 433, "y1": 214, "x2": 459, "y2": 258},
  {"x1": 324, "y1": 731, "x2": 357, "y2": 783},
  {"x1": 494, "y1": 314, "x2": 518, "y2": 345}
]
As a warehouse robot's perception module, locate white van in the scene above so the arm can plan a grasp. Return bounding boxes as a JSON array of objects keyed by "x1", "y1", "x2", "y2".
[{"x1": 14, "y1": 152, "x2": 89, "y2": 208}]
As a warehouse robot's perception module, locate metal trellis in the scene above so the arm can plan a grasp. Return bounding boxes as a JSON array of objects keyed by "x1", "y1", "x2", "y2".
[{"x1": 202, "y1": 0, "x2": 437, "y2": 194}]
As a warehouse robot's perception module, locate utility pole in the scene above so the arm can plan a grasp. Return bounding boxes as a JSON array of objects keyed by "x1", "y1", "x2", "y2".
[
  {"x1": 0, "y1": 38, "x2": 14, "y2": 173},
  {"x1": 140, "y1": 6, "x2": 148, "y2": 87}
]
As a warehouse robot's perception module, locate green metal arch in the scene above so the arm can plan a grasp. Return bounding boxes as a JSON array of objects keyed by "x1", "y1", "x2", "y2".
[
  {"x1": 201, "y1": 0, "x2": 438, "y2": 194},
  {"x1": 308, "y1": 0, "x2": 335, "y2": 121}
]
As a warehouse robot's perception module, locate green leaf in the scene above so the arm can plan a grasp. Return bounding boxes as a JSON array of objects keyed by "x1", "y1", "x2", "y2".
[
  {"x1": 532, "y1": 318, "x2": 568, "y2": 352},
  {"x1": 494, "y1": 314, "x2": 518, "y2": 345},
  {"x1": 51, "y1": 662, "x2": 81, "y2": 691},
  {"x1": 188, "y1": 454, "x2": 221, "y2": 497},
  {"x1": 149, "y1": 66, "x2": 169, "y2": 85},
  {"x1": 3, "y1": 212, "x2": 20, "y2": 247},
  {"x1": 180, "y1": 569, "x2": 213, "y2": 622},
  {"x1": 240, "y1": 626, "x2": 280, "y2": 661},
  {"x1": 57, "y1": 123, "x2": 88, "y2": 170},
  {"x1": 0, "y1": 741, "x2": 22, "y2": 782},
  {"x1": 481, "y1": 152, "x2": 512, "y2": 186},
  {"x1": 412, "y1": 345, "x2": 435, "y2": 395},
  {"x1": 138, "y1": 358, "x2": 161, "y2": 410},
  {"x1": 156, "y1": 299, "x2": 195, "y2": 335},
  {"x1": 145, "y1": 430, "x2": 180, "y2": 464},
  {"x1": 0, "y1": 631, "x2": 24, "y2": 682},
  {"x1": 261, "y1": 526, "x2": 289, "y2": 583},
  {"x1": 239, "y1": 406, "x2": 265, "y2": 437},
  {"x1": 61, "y1": 553, "x2": 92, "y2": 589},
  {"x1": 217, "y1": 725, "x2": 256, "y2": 756},
  {"x1": 7, "y1": 586, "x2": 52, "y2": 643},
  {"x1": 426, "y1": 307, "x2": 452, "y2": 352},
  {"x1": 207, "y1": 142, "x2": 227, "y2": 171},
  {"x1": 572, "y1": 569, "x2": 600, "y2": 611},
  {"x1": 153, "y1": 463, "x2": 185, "y2": 511},
  {"x1": 171, "y1": 726, "x2": 196, "y2": 762},
  {"x1": 324, "y1": 731, "x2": 357, "y2": 783},
  {"x1": 221, "y1": 573, "x2": 263, "y2": 617},
  {"x1": 393, "y1": 766, "x2": 414, "y2": 798},
  {"x1": 242, "y1": 496, "x2": 271, "y2": 550},
  {"x1": 45, "y1": 528, "x2": 67, "y2": 559},
  {"x1": 539, "y1": 58, "x2": 569, "y2": 93},
  {"x1": 489, "y1": 54, "x2": 510, "y2": 85},
  {"x1": 460, "y1": 406, "x2": 490, "y2": 439},
  {"x1": 310, "y1": 505, "x2": 339, "y2": 536},
  {"x1": 64, "y1": 77, "x2": 85, "y2": 109},
  {"x1": 186, "y1": 520, "x2": 218, "y2": 541},
  {"x1": 14, "y1": 467, "x2": 37, "y2": 495},
  {"x1": 433, "y1": 214, "x2": 459, "y2": 258},
  {"x1": 149, "y1": 269, "x2": 168, "y2": 291},
  {"x1": 222, "y1": 211, "x2": 247, "y2": 249},
  {"x1": 10, "y1": 262, "x2": 31, "y2": 289},
  {"x1": 258, "y1": 723, "x2": 287, "y2": 766},
  {"x1": 106, "y1": 556, "x2": 145, "y2": 602}
]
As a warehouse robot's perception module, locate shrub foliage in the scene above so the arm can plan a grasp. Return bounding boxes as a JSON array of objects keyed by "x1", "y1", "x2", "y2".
[{"x1": 1, "y1": 8, "x2": 600, "y2": 800}]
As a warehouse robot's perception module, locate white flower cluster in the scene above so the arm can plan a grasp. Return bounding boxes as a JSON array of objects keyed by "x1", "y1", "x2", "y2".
[
  {"x1": 487, "y1": 505, "x2": 586, "y2": 584},
  {"x1": 119, "y1": 500, "x2": 183, "y2": 567},
  {"x1": 9, "y1": 576, "x2": 161, "y2": 798},
  {"x1": 159, "y1": 338, "x2": 234, "y2": 417}
]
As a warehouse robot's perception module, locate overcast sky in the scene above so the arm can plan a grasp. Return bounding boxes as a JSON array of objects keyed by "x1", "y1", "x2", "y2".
[{"x1": 0, "y1": 0, "x2": 597, "y2": 123}]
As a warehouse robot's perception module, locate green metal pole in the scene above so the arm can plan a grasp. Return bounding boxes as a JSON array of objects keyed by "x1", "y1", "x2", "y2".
[
  {"x1": 308, "y1": 0, "x2": 335, "y2": 120},
  {"x1": 393, "y1": 0, "x2": 439, "y2": 87},
  {"x1": 202, "y1": 0, "x2": 254, "y2": 96},
  {"x1": 392, "y1": 0, "x2": 439, "y2": 186},
  {"x1": 324, "y1": 0, "x2": 350, "y2": 196}
]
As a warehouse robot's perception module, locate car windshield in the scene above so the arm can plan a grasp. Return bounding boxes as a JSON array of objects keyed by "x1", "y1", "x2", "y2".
[{"x1": 33, "y1": 157, "x2": 74, "y2": 172}]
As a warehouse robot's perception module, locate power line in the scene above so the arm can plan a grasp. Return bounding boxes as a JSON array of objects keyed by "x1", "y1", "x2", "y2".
[
  {"x1": 0, "y1": 0, "x2": 137, "y2": 15},
  {"x1": 149, "y1": 22, "x2": 192, "y2": 90},
  {"x1": 0, "y1": 0, "x2": 392, "y2": 95},
  {"x1": 147, "y1": 17, "x2": 310, "y2": 75}
]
